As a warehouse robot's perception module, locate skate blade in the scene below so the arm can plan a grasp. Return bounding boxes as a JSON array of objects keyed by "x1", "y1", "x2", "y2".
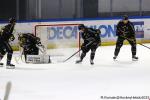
[
  {"x1": 90, "y1": 63, "x2": 94, "y2": 65},
  {"x1": 132, "y1": 59, "x2": 138, "y2": 61},
  {"x1": 6, "y1": 66, "x2": 15, "y2": 69},
  {"x1": 113, "y1": 59, "x2": 117, "y2": 61},
  {"x1": 75, "y1": 61, "x2": 82, "y2": 64}
]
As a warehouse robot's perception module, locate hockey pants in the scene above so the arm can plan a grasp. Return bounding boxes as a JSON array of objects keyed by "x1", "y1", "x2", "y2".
[{"x1": 114, "y1": 37, "x2": 137, "y2": 57}]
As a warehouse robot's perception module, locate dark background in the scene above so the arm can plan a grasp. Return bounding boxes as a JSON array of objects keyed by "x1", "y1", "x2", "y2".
[{"x1": 0, "y1": 0, "x2": 150, "y2": 21}]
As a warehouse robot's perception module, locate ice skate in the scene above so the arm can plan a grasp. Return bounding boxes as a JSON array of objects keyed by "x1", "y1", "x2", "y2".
[
  {"x1": 0, "y1": 63, "x2": 4, "y2": 67},
  {"x1": 76, "y1": 59, "x2": 82, "y2": 64},
  {"x1": 90, "y1": 60, "x2": 94, "y2": 65},
  {"x1": 6, "y1": 63, "x2": 15, "y2": 69},
  {"x1": 113, "y1": 56, "x2": 117, "y2": 61},
  {"x1": 132, "y1": 56, "x2": 138, "y2": 61}
]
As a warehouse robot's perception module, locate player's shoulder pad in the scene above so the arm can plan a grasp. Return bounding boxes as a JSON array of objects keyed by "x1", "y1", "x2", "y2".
[
  {"x1": 117, "y1": 20, "x2": 124, "y2": 27},
  {"x1": 128, "y1": 21, "x2": 134, "y2": 25},
  {"x1": 2, "y1": 24, "x2": 8, "y2": 30},
  {"x1": 6, "y1": 24, "x2": 12, "y2": 27},
  {"x1": 88, "y1": 28, "x2": 98, "y2": 33},
  {"x1": 118, "y1": 20, "x2": 123, "y2": 24},
  {"x1": 96, "y1": 29, "x2": 101, "y2": 34},
  {"x1": 22, "y1": 33, "x2": 28, "y2": 36}
]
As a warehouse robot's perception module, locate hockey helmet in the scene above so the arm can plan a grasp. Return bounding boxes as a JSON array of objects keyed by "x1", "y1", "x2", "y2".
[
  {"x1": 123, "y1": 15, "x2": 128, "y2": 20},
  {"x1": 78, "y1": 24, "x2": 85, "y2": 30},
  {"x1": 9, "y1": 18, "x2": 16, "y2": 23}
]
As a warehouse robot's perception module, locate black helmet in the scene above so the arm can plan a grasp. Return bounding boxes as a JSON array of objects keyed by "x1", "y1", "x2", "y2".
[
  {"x1": 123, "y1": 15, "x2": 128, "y2": 20},
  {"x1": 9, "y1": 18, "x2": 16, "y2": 23},
  {"x1": 78, "y1": 24, "x2": 85, "y2": 30}
]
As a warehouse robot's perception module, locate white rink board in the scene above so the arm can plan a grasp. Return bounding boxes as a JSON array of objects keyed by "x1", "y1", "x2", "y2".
[{"x1": 0, "y1": 18, "x2": 149, "y2": 48}]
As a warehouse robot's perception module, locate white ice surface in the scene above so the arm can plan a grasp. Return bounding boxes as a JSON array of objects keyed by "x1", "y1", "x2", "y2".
[{"x1": 0, "y1": 44, "x2": 150, "y2": 100}]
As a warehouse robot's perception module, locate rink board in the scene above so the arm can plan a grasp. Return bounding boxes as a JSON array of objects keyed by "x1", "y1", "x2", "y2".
[{"x1": 0, "y1": 17, "x2": 150, "y2": 50}]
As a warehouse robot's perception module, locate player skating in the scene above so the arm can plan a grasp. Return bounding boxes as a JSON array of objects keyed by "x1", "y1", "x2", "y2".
[
  {"x1": 0, "y1": 18, "x2": 16, "y2": 68},
  {"x1": 76, "y1": 24, "x2": 101, "y2": 65},
  {"x1": 113, "y1": 15, "x2": 138, "y2": 61}
]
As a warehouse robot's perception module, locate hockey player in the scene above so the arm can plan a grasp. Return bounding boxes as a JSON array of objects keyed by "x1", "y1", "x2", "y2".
[
  {"x1": 113, "y1": 15, "x2": 138, "y2": 61},
  {"x1": 76, "y1": 24, "x2": 101, "y2": 65},
  {"x1": 0, "y1": 18, "x2": 16, "y2": 68},
  {"x1": 18, "y1": 33, "x2": 45, "y2": 62}
]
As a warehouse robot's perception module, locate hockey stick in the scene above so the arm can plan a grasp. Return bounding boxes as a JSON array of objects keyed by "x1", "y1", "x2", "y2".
[
  {"x1": 120, "y1": 35, "x2": 150, "y2": 50},
  {"x1": 121, "y1": 35, "x2": 150, "y2": 49},
  {"x1": 63, "y1": 49, "x2": 82, "y2": 62},
  {"x1": 4, "y1": 81, "x2": 12, "y2": 100},
  {"x1": 138, "y1": 43, "x2": 150, "y2": 49},
  {"x1": 63, "y1": 41, "x2": 95, "y2": 62}
]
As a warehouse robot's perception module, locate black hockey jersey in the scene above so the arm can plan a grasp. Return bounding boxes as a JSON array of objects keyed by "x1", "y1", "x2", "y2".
[
  {"x1": 81, "y1": 28, "x2": 101, "y2": 43},
  {"x1": 18, "y1": 33, "x2": 41, "y2": 49},
  {"x1": 116, "y1": 20, "x2": 135, "y2": 38},
  {"x1": 0, "y1": 23, "x2": 15, "y2": 41}
]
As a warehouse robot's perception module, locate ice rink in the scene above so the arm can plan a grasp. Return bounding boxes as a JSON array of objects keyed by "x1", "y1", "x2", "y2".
[{"x1": 0, "y1": 44, "x2": 150, "y2": 100}]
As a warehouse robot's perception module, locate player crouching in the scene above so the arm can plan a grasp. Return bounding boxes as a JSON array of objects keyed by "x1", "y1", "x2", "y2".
[
  {"x1": 18, "y1": 33, "x2": 51, "y2": 64},
  {"x1": 76, "y1": 24, "x2": 101, "y2": 65}
]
